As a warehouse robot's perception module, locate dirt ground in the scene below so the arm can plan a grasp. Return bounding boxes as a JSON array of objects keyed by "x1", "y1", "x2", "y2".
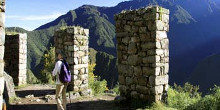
[{"x1": 7, "y1": 84, "x2": 131, "y2": 110}]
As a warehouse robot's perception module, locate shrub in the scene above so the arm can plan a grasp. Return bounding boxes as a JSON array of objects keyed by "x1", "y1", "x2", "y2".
[
  {"x1": 40, "y1": 46, "x2": 55, "y2": 84},
  {"x1": 167, "y1": 83, "x2": 201, "y2": 109},
  {"x1": 185, "y1": 85, "x2": 220, "y2": 110},
  {"x1": 147, "y1": 102, "x2": 176, "y2": 110},
  {"x1": 112, "y1": 84, "x2": 119, "y2": 95}
]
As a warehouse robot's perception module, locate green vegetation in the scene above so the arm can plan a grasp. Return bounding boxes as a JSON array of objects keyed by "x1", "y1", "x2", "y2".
[
  {"x1": 15, "y1": 84, "x2": 29, "y2": 89},
  {"x1": 39, "y1": 46, "x2": 55, "y2": 84},
  {"x1": 112, "y1": 84, "x2": 119, "y2": 95},
  {"x1": 144, "y1": 102, "x2": 176, "y2": 110},
  {"x1": 167, "y1": 83, "x2": 201, "y2": 109},
  {"x1": 9, "y1": 96, "x2": 21, "y2": 104},
  {"x1": 88, "y1": 64, "x2": 108, "y2": 95},
  {"x1": 26, "y1": 69, "x2": 39, "y2": 84},
  {"x1": 132, "y1": 83, "x2": 220, "y2": 110},
  {"x1": 5, "y1": 31, "x2": 19, "y2": 35}
]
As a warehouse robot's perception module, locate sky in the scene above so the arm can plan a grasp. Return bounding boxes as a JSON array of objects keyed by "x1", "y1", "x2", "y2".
[{"x1": 6, "y1": 0, "x2": 129, "y2": 31}]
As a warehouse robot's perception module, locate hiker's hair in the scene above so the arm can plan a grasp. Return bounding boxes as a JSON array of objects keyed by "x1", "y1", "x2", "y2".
[{"x1": 57, "y1": 50, "x2": 66, "y2": 59}]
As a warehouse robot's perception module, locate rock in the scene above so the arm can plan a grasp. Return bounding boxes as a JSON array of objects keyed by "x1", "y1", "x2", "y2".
[
  {"x1": 0, "y1": 76, "x2": 4, "y2": 96},
  {"x1": 143, "y1": 56, "x2": 160, "y2": 63},
  {"x1": 149, "y1": 75, "x2": 169, "y2": 86},
  {"x1": 80, "y1": 89, "x2": 90, "y2": 96},
  {"x1": 45, "y1": 95, "x2": 55, "y2": 102},
  {"x1": 74, "y1": 58, "x2": 78, "y2": 65},
  {"x1": 136, "y1": 85, "x2": 148, "y2": 94},
  {"x1": 0, "y1": 46, "x2": 4, "y2": 60},
  {"x1": 0, "y1": 62, "x2": 4, "y2": 77},
  {"x1": 25, "y1": 94, "x2": 34, "y2": 98},
  {"x1": 125, "y1": 77, "x2": 133, "y2": 85},
  {"x1": 164, "y1": 63, "x2": 169, "y2": 74},
  {"x1": 118, "y1": 75, "x2": 125, "y2": 85},
  {"x1": 150, "y1": 85, "x2": 164, "y2": 94},
  {"x1": 81, "y1": 56, "x2": 88, "y2": 64},
  {"x1": 139, "y1": 27, "x2": 147, "y2": 33},
  {"x1": 79, "y1": 46, "x2": 88, "y2": 51},
  {"x1": 161, "y1": 39, "x2": 169, "y2": 49},
  {"x1": 128, "y1": 43, "x2": 137, "y2": 54},
  {"x1": 128, "y1": 55, "x2": 139, "y2": 65},
  {"x1": 83, "y1": 29, "x2": 89, "y2": 36},
  {"x1": 122, "y1": 37, "x2": 129, "y2": 44},
  {"x1": 124, "y1": 25, "x2": 131, "y2": 32},
  {"x1": 119, "y1": 85, "x2": 127, "y2": 94},
  {"x1": 3, "y1": 71, "x2": 16, "y2": 103},
  {"x1": 134, "y1": 66, "x2": 142, "y2": 76},
  {"x1": 35, "y1": 99, "x2": 41, "y2": 102},
  {"x1": 141, "y1": 42, "x2": 155, "y2": 50},
  {"x1": 79, "y1": 68, "x2": 85, "y2": 75},
  {"x1": 74, "y1": 80, "x2": 82, "y2": 86},
  {"x1": 156, "y1": 20, "x2": 165, "y2": 31},
  {"x1": 73, "y1": 64, "x2": 88, "y2": 70},
  {"x1": 118, "y1": 64, "x2": 128, "y2": 74},
  {"x1": 131, "y1": 91, "x2": 139, "y2": 99}
]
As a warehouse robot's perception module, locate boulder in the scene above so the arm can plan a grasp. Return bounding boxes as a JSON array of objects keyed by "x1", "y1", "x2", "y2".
[{"x1": 3, "y1": 71, "x2": 16, "y2": 104}]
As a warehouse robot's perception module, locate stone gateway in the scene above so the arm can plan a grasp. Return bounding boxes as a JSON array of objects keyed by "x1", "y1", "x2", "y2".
[
  {"x1": 4, "y1": 33, "x2": 27, "y2": 86},
  {"x1": 115, "y1": 6, "x2": 169, "y2": 102},
  {"x1": 54, "y1": 26, "x2": 90, "y2": 96}
]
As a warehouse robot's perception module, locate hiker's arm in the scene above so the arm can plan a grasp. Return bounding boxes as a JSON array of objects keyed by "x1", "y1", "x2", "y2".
[
  {"x1": 52, "y1": 61, "x2": 62, "y2": 76},
  {"x1": 52, "y1": 62, "x2": 59, "y2": 76}
]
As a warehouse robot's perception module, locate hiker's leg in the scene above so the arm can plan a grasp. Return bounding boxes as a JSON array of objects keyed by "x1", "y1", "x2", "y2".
[
  {"x1": 62, "y1": 83, "x2": 67, "y2": 110},
  {"x1": 56, "y1": 84, "x2": 64, "y2": 110}
]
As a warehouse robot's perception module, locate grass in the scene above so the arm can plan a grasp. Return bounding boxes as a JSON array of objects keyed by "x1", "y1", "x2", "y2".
[
  {"x1": 6, "y1": 31, "x2": 19, "y2": 35},
  {"x1": 15, "y1": 84, "x2": 29, "y2": 89},
  {"x1": 9, "y1": 96, "x2": 21, "y2": 104}
]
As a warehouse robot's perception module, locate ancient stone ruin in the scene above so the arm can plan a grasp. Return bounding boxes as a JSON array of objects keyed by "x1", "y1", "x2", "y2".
[
  {"x1": 4, "y1": 33, "x2": 27, "y2": 86},
  {"x1": 0, "y1": 0, "x2": 5, "y2": 108},
  {"x1": 115, "y1": 6, "x2": 169, "y2": 102},
  {"x1": 54, "y1": 26, "x2": 90, "y2": 96}
]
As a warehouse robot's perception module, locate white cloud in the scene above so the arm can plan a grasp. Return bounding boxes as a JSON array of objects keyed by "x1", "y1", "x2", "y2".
[{"x1": 6, "y1": 12, "x2": 64, "y2": 21}]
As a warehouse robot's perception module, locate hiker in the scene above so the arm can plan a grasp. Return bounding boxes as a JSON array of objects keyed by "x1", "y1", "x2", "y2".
[{"x1": 52, "y1": 51, "x2": 71, "y2": 110}]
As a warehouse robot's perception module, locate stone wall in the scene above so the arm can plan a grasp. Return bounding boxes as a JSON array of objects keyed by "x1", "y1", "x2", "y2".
[
  {"x1": 115, "y1": 6, "x2": 169, "y2": 102},
  {"x1": 4, "y1": 33, "x2": 27, "y2": 86},
  {"x1": 0, "y1": 0, "x2": 5, "y2": 108},
  {"x1": 54, "y1": 26, "x2": 89, "y2": 96}
]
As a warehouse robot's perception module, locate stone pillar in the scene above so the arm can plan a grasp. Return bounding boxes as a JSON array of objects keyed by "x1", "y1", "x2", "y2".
[
  {"x1": 54, "y1": 26, "x2": 89, "y2": 96},
  {"x1": 115, "y1": 6, "x2": 169, "y2": 102},
  {"x1": 0, "y1": 0, "x2": 5, "y2": 108},
  {"x1": 4, "y1": 33, "x2": 27, "y2": 86}
]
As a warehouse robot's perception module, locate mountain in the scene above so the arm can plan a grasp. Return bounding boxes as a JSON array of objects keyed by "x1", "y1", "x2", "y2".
[
  {"x1": 36, "y1": 6, "x2": 116, "y2": 56},
  {"x1": 89, "y1": 48, "x2": 117, "y2": 88},
  {"x1": 189, "y1": 53, "x2": 220, "y2": 93},
  {"x1": 6, "y1": 27, "x2": 56, "y2": 77}
]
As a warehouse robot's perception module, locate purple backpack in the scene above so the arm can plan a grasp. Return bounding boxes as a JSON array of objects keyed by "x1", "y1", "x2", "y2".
[{"x1": 59, "y1": 60, "x2": 71, "y2": 83}]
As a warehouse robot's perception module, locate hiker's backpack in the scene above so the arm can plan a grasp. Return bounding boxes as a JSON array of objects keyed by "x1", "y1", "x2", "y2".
[{"x1": 59, "y1": 60, "x2": 71, "y2": 83}]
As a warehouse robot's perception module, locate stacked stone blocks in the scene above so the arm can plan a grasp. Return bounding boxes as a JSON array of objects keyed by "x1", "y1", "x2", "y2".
[
  {"x1": 0, "y1": 0, "x2": 5, "y2": 108},
  {"x1": 115, "y1": 6, "x2": 169, "y2": 102},
  {"x1": 54, "y1": 26, "x2": 89, "y2": 96},
  {"x1": 4, "y1": 33, "x2": 27, "y2": 86}
]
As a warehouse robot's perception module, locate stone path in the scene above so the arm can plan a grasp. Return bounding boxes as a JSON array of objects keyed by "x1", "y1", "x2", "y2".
[{"x1": 7, "y1": 84, "x2": 126, "y2": 110}]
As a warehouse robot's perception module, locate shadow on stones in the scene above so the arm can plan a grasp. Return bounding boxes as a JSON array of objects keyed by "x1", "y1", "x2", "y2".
[
  {"x1": 8, "y1": 96, "x2": 153, "y2": 110},
  {"x1": 8, "y1": 100, "x2": 123, "y2": 110},
  {"x1": 8, "y1": 104, "x2": 57, "y2": 110},
  {"x1": 15, "y1": 89, "x2": 55, "y2": 98}
]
